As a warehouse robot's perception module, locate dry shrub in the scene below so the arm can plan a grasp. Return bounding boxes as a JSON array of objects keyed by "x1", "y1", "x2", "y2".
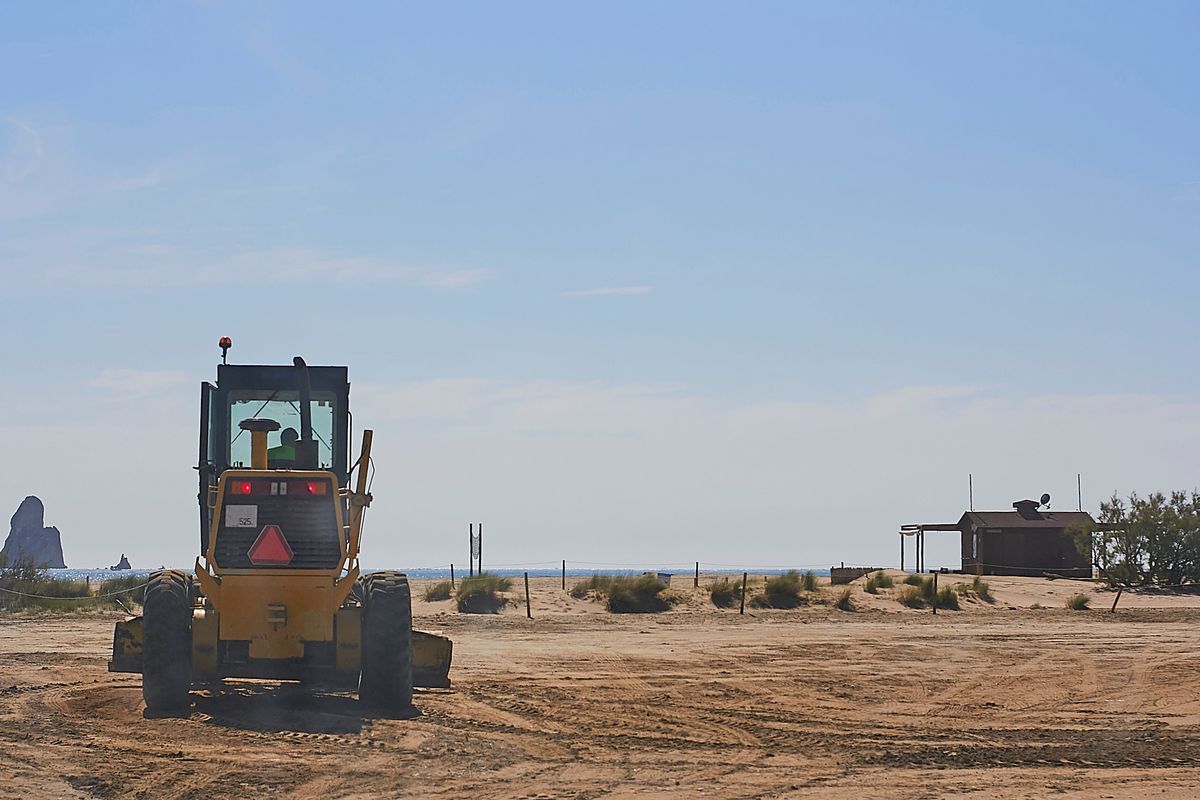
[
  {"x1": 456, "y1": 572, "x2": 512, "y2": 614},
  {"x1": 864, "y1": 571, "x2": 893, "y2": 594},
  {"x1": 604, "y1": 574, "x2": 677, "y2": 613},
  {"x1": 833, "y1": 587, "x2": 855, "y2": 611},
  {"x1": 749, "y1": 570, "x2": 806, "y2": 609},
  {"x1": 971, "y1": 576, "x2": 994, "y2": 602},
  {"x1": 0, "y1": 558, "x2": 93, "y2": 611},
  {"x1": 570, "y1": 575, "x2": 615, "y2": 599},
  {"x1": 423, "y1": 581, "x2": 452, "y2": 602},
  {"x1": 1066, "y1": 593, "x2": 1091, "y2": 611},
  {"x1": 570, "y1": 574, "x2": 677, "y2": 613},
  {"x1": 955, "y1": 576, "x2": 994, "y2": 604},
  {"x1": 800, "y1": 570, "x2": 818, "y2": 592},
  {"x1": 99, "y1": 575, "x2": 147, "y2": 607},
  {"x1": 903, "y1": 574, "x2": 925, "y2": 586},
  {"x1": 932, "y1": 586, "x2": 959, "y2": 610},
  {"x1": 897, "y1": 586, "x2": 926, "y2": 608},
  {"x1": 709, "y1": 578, "x2": 740, "y2": 608}
]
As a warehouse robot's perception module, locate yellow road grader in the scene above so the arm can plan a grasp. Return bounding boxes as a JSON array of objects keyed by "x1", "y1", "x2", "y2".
[{"x1": 109, "y1": 345, "x2": 452, "y2": 714}]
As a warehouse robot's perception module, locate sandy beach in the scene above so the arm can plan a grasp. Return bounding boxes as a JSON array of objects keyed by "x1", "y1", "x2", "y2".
[{"x1": 2, "y1": 573, "x2": 1199, "y2": 799}]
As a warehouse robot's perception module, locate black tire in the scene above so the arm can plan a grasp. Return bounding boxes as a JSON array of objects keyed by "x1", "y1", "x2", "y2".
[
  {"x1": 359, "y1": 571, "x2": 413, "y2": 712},
  {"x1": 142, "y1": 569, "x2": 192, "y2": 715}
]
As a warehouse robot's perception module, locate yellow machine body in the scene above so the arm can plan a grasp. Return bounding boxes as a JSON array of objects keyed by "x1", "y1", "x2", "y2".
[
  {"x1": 199, "y1": 468, "x2": 357, "y2": 663},
  {"x1": 109, "y1": 361, "x2": 453, "y2": 691}
]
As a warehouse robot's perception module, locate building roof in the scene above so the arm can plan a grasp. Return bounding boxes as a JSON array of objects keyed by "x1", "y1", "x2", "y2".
[{"x1": 958, "y1": 509, "x2": 1094, "y2": 531}]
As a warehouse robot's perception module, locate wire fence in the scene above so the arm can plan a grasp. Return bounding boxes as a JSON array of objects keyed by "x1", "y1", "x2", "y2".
[{"x1": 0, "y1": 580, "x2": 151, "y2": 601}]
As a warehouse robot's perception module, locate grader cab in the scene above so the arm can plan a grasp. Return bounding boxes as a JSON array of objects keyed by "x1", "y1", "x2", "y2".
[{"x1": 109, "y1": 344, "x2": 451, "y2": 715}]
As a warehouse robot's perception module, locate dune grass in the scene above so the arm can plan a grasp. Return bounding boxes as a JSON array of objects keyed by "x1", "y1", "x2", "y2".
[
  {"x1": 932, "y1": 586, "x2": 960, "y2": 610},
  {"x1": 894, "y1": 576, "x2": 959, "y2": 610},
  {"x1": 1066, "y1": 593, "x2": 1091, "y2": 611},
  {"x1": 98, "y1": 574, "x2": 148, "y2": 607},
  {"x1": 570, "y1": 575, "x2": 612, "y2": 599},
  {"x1": 863, "y1": 571, "x2": 894, "y2": 594},
  {"x1": 604, "y1": 574, "x2": 678, "y2": 613},
  {"x1": 800, "y1": 570, "x2": 818, "y2": 592},
  {"x1": 0, "y1": 558, "x2": 96, "y2": 612},
  {"x1": 954, "y1": 575, "x2": 994, "y2": 604},
  {"x1": 708, "y1": 578, "x2": 741, "y2": 609},
  {"x1": 970, "y1": 576, "x2": 994, "y2": 602},
  {"x1": 749, "y1": 570, "x2": 806, "y2": 609},
  {"x1": 833, "y1": 587, "x2": 855, "y2": 611},
  {"x1": 423, "y1": 580, "x2": 453, "y2": 602},
  {"x1": 571, "y1": 574, "x2": 678, "y2": 613},
  {"x1": 455, "y1": 572, "x2": 512, "y2": 614},
  {"x1": 896, "y1": 586, "x2": 926, "y2": 608}
]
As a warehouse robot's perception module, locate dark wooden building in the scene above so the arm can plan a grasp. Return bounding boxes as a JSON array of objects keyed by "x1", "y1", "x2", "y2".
[{"x1": 903, "y1": 499, "x2": 1094, "y2": 578}]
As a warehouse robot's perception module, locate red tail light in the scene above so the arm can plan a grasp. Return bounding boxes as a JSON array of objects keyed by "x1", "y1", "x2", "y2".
[
  {"x1": 303, "y1": 481, "x2": 328, "y2": 496},
  {"x1": 230, "y1": 480, "x2": 255, "y2": 495}
]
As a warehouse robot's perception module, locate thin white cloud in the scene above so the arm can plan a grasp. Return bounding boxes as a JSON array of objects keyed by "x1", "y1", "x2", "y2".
[
  {"x1": 89, "y1": 368, "x2": 191, "y2": 398},
  {"x1": 5, "y1": 377, "x2": 1200, "y2": 568},
  {"x1": 420, "y1": 268, "x2": 492, "y2": 289},
  {"x1": 25, "y1": 246, "x2": 492, "y2": 291},
  {"x1": 563, "y1": 286, "x2": 653, "y2": 297},
  {"x1": 1, "y1": 119, "x2": 45, "y2": 183}
]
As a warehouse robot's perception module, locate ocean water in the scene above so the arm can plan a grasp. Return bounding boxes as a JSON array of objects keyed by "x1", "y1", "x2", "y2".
[{"x1": 49, "y1": 565, "x2": 833, "y2": 583}]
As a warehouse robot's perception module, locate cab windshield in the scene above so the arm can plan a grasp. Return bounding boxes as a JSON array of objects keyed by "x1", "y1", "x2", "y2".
[{"x1": 228, "y1": 390, "x2": 336, "y2": 469}]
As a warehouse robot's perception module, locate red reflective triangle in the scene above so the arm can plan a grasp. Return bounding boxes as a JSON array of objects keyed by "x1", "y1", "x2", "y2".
[{"x1": 248, "y1": 524, "x2": 293, "y2": 566}]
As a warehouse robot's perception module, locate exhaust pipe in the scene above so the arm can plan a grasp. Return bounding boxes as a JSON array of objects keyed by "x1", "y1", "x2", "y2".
[{"x1": 293, "y1": 356, "x2": 318, "y2": 469}]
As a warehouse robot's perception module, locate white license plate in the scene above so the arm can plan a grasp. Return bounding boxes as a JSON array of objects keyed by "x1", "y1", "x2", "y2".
[{"x1": 225, "y1": 504, "x2": 258, "y2": 528}]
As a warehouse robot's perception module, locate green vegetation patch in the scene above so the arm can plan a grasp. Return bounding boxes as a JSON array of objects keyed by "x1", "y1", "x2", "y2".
[
  {"x1": 864, "y1": 571, "x2": 894, "y2": 594},
  {"x1": 455, "y1": 572, "x2": 513, "y2": 614},
  {"x1": 896, "y1": 586, "x2": 926, "y2": 608},
  {"x1": 749, "y1": 570, "x2": 806, "y2": 609},
  {"x1": 604, "y1": 574, "x2": 678, "y2": 613},
  {"x1": 708, "y1": 578, "x2": 741, "y2": 609},
  {"x1": 0, "y1": 557, "x2": 96, "y2": 612},
  {"x1": 932, "y1": 586, "x2": 960, "y2": 611},
  {"x1": 954, "y1": 576, "x2": 994, "y2": 604},
  {"x1": 570, "y1": 575, "x2": 613, "y2": 599},
  {"x1": 800, "y1": 570, "x2": 818, "y2": 592},
  {"x1": 571, "y1": 574, "x2": 679, "y2": 613},
  {"x1": 423, "y1": 581, "x2": 453, "y2": 602},
  {"x1": 99, "y1": 574, "x2": 148, "y2": 607},
  {"x1": 1066, "y1": 593, "x2": 1091, "y2": 611}
]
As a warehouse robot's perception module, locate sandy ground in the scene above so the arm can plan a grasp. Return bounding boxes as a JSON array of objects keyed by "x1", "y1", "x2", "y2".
[{"x1": 2, "y1": 573, "x2": 1199, "y2": 799}]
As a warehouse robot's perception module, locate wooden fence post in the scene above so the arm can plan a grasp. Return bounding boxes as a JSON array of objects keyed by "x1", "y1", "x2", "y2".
[
  {"x1": 1110, "y1": 588, "x2": 1122, "y2": 613},
  {"x1": 694, "y1": 562, "x2": 699, "y2": 588},
  {"x1": 932, "y1": 571, "x2": 938, "y2": 615},
  {"x1": 562, "y1": 559, "x2": 566, "y2": 590},
  {"x1": 450, "y1": 564, "x2": 455, "y2": 588},
  {"x1": 524, "y1": 571, "x2": 532, "y2": 619},
  {"x1": 740, "y1": 572, "x2": 748, "y2": 615}
]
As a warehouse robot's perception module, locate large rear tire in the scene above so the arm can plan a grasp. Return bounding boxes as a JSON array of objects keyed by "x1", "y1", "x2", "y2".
[
  {"x1": 359, "y1": 571, "x2": 413, "y2": 712},
  {"x1": 142, "y1": 569, "x2": 192, "y2": 715}
]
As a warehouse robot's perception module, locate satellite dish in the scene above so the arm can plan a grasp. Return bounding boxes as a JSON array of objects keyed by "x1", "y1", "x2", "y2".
[{"x1": 1040, "y1": 492, "x2": 1051, "y2": 507}]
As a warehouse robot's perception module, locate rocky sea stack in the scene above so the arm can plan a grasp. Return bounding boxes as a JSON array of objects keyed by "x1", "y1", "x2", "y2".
[{"x1": 0, "y1": 496, "x2": 66, "y2": 569}]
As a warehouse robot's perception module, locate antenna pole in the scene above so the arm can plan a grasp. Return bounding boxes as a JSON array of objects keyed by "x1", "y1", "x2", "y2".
[
  {"x1": 969, "y1": 473, "x2": 974, "y2": 512},
  {"x1": 1077, "y1": 474, "x2": 1082, "y2": 512}
]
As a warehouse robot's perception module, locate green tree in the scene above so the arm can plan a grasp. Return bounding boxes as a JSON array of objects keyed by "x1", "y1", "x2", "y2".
[{"x1": 1075, "y1": 490, "x2": 1200, "y2": 586}]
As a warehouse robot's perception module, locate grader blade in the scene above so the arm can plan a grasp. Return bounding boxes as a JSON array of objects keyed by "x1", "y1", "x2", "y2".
[
  {"x1": 412, "y1": 630, "x2": 453, "y2": 688},
  {"x1": 108, "y1": 616, "x2": 144, "y2": 673}
]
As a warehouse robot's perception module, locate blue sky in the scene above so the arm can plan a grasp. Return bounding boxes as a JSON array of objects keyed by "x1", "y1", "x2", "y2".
[{"x1": 1, "y1": 2, "x2": 1198, "y2": 569}]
